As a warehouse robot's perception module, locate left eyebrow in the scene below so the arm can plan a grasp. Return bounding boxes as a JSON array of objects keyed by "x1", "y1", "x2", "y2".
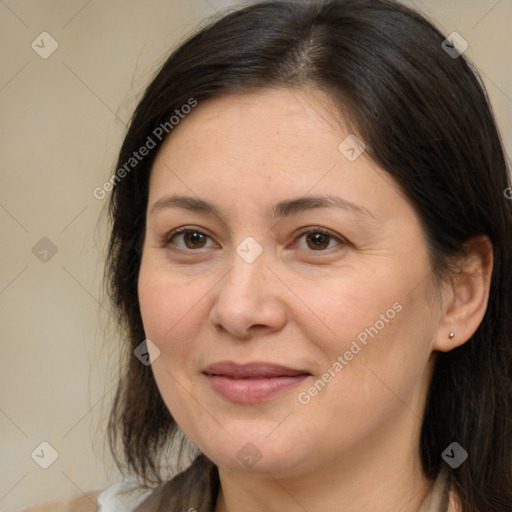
[
  {"x1": 150, "y1": 193, "x2": 377, "y2": 221},
  {"x1": 270, "y1": 194, "x2": 377, "y2": 220}
]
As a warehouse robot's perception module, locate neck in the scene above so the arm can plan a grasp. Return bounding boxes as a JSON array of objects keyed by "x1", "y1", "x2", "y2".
[
  {"x1": 214, "y1": 415, "x2": 434, "y2": 512},
  {"x1": 215, "y1": 465, "x2": 433, "y2": 512}
]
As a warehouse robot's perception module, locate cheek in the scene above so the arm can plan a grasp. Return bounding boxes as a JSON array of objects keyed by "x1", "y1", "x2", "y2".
[
  {"x1": 137, "y1": 258, "x2": 207, "y2": 429},
  {"x1": 328, "y1": 289, "x2": 434, "y2": 414},
  {"x1": 291, "y1": 269, "x2": 405, "y2": 356},
  {"x1": 294, "y1": 265, "x2": 433, "y2": 399},
  {"x1": 137, "y1": 254, "x2": 205, "y2": 358}
]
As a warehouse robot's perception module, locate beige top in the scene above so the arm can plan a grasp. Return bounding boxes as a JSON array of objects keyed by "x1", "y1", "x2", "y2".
[{"x1": 15, "y1": 455, "x2": 454, "y2": 512}]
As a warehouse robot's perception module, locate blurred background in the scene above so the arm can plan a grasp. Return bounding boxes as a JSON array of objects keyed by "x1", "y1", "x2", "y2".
[{"x1": 1, "y1": 0, "x2": 511, "y2": 509}]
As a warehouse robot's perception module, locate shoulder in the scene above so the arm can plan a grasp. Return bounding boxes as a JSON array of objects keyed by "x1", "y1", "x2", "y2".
[
  {"x1": 419, "y1": 467, "x2": 463, "y2": 512},
  {"x1": 14, "y1": 455, "x2": 218, "y2": 512},
  {"x1": 132, "y1": 454, "x2": 219, "y2": 512},
  {"x1": 13, "y1": 489, "x2": 102, "y2": 512},
  {"x1": 14, "y1": 480, "x2": 153, "y2": 512},
  {"x1": 446, "y1": 488, "x2": 463, "y2": 512}
]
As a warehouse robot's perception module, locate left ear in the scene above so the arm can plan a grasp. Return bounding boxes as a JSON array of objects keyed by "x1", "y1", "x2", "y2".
[{"x1": 432, "y1": 235, "x2": 494, "y2": 352}]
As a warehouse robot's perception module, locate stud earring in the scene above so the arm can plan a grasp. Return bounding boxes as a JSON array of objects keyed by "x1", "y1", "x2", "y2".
[{"x1": 448, "y1": 332, "x2": 455, "y2": 340}]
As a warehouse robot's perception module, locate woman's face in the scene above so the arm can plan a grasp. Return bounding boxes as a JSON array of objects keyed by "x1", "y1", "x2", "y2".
[{"x1": 138, "y1": 87, "x2": 442, "y2": 477}]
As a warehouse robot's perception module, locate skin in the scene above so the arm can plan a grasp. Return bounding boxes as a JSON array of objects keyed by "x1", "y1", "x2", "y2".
[{"x1": 138, "y1": 87, "x2": 493, "y2": 512}]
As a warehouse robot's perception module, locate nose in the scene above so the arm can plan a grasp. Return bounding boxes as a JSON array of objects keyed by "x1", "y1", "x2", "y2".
[{"x1": 208, "y1": 245, "x2": 287, "y2": 340}]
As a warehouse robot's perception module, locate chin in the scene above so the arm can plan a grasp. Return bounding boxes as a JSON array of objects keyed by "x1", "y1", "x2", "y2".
[{"x1": 197, "y1": 432, "x2": 311, "y2": 475}]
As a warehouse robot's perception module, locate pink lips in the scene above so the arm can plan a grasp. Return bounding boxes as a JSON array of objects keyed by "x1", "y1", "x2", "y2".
[{"x1": 203, "y1": 361, "x2": 310, "y2": 403}]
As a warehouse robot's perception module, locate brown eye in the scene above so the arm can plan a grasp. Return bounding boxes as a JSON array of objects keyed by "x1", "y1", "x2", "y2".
[
  {"x1": 168, "y1": 229, "x2": 214, "y2": 250},
  {"x1": 183, "y1": 231, "x2": 207, "y2": 249},
  {"x1": 305, "y1": 232, "x2": 331, "y2": 250},
  {"x1": 295, "y1": 228, "x2": 345, "y2": 252}
]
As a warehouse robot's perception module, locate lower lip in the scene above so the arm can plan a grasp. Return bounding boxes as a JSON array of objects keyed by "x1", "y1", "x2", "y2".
[{"x1": 205, "y1": 374, "x2": 309, "y2": 403}]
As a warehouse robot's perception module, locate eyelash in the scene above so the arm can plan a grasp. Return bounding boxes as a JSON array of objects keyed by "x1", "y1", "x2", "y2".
[{"x1": 164, "y1": 226, "x2": 348, "y2": 253}]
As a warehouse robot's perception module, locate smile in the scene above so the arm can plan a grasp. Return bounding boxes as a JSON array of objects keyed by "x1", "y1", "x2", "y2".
[{"x1": 203, "y1": 361, "x2": 311, "y2": 403}]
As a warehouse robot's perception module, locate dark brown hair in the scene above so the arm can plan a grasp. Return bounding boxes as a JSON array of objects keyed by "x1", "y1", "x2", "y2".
[{"x1": 105, "y1": 1, "x2": 512, "y2": 510}]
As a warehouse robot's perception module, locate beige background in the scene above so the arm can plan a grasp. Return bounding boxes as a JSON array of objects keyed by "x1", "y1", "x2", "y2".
[{"x1": 1, "y1": 0, "x2": 511, "y2": 510}]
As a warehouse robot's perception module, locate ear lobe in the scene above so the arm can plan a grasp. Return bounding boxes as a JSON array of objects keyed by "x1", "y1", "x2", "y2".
[{"x1": 433, "y1": 235, "x2": 493, "y2": 353}]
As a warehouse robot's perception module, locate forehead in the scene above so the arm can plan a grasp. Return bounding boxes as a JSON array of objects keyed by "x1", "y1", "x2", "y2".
[
  {"x1": 147, "y1": 87, "x2": 407, "y2": 225},
  {"x1": 158, "y1": 87, "x2": 345, "y2": 161}
]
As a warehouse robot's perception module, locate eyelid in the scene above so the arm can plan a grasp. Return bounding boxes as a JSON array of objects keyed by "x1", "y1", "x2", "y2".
[
  {"x1": 165, "y1": 225, "x2": 219, "y2": 248},
  {"x1": 292, "y1": 226, "x2": 348, "y2": 250},
  {"x1": 165, "y1": 225, "x2": 348, "y2": 252}
]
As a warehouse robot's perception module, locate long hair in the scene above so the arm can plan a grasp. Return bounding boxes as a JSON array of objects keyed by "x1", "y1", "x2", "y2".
[{"x1": 105, "y1": 1, "x2": 512, "y2": 510}]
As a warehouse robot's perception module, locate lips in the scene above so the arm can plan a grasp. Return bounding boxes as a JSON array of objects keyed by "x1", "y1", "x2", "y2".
[
  {"x1": 203, "y1": 361, "x2": 311, "y2": 403},
  {"x1": 203, "y1": 361, "x2": 310, "y2": 379}
]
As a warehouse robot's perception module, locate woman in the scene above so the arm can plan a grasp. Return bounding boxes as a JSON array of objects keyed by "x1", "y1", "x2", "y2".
[{"x1": 20, "y1": 0, "x2": 512, "y2": 510}]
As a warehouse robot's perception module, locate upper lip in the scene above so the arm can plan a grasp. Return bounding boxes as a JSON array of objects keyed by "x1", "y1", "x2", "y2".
[{"x1": 203, "y1": 361, "x2": 311, "y2": 379}]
